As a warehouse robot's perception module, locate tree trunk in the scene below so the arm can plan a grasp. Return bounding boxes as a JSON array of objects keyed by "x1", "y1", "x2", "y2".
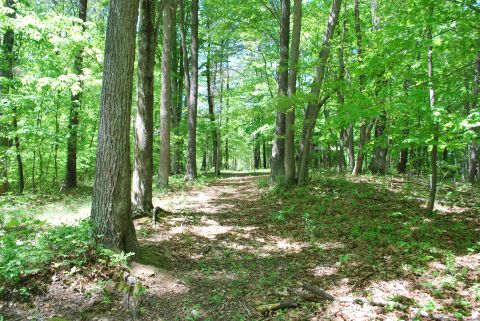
[
  {"x1": 297, "y1": 0, "x2": 342, "y2": 184},
  {"x1": 132, "y1": 0, "x2": 155, "y2": 213},
  {"x1": 270, "y1": 0, "x2": 290, "y2": 184},
  {"x1": 158, "y1": 0, "x2": 176, "y2": 187},
  {"x1": 91, "y1": 0, "x2": 140, "y2": 254},
  {"x1": 263, "y1": 139, "x2": 267, "y2": 169},
  {"x1": 370, "y1": 112, "x2": 387, "y2": 175},
  {"x1": 1, "y1": 0, "x2": 24, "y2": 194},
  {"x1": 284, "y1": 0, "x2": 302, "y2": 185},
  {"x1": 185, "y1": 0, "x2": 199, "y2": 180},
  {"x1": 337, "y1": 10, "x2": 347, "y2": 173},
  {"x1": 351, "y1": 0, "x2": 366, "y2": 176},
  {"x1": 426, "y1": 8, "x2": 438, "y2": 214},
  {"x1": 172, "y1": 31, "x2": 183, "y2": 175},
  {"x1": 206, "y1": 43, "x2": 219, "y2": 175},
  {"x1": 468, "y1": 53, "x2": 479, "y2": 183},
  {"x1": 397, "y1": 148, "x2": 408, "y2": 173},
  {"x1": 66, "y1": 0, "x2": 87, "y2": 189}
]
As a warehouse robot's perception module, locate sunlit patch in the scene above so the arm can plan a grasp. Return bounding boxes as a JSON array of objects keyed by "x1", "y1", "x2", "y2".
[
  {"x1": 130, "y1": 262, "x2": 188, "y2": 296},
  {"x1": 367, "y1": 279, "x2": 436, "y2": 309},
  {"x1": 455, "y1": 253, "x2": 480, "y2": 270},
  {"x1": 311, "y1": 265, "x2": 337, "y2": 277}
]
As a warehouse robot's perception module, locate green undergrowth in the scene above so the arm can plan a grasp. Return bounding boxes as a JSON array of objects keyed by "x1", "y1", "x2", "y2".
[
  {"x1": 154, "y1": 173, "x2": 219, "y2": 193},
  {"x1": 0, "y1": 217, "x2": 131, "y2": 300},
  {"x1": 262, "y1": 171, "x2": 480, "y2": 272}
]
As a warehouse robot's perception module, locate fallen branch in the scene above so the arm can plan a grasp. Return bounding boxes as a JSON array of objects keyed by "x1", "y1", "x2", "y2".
[
  {"x1": 257, "y1": 285, "x2": 335, "y2": 314},
  {"x1": 301, "y1": 284, "x2": 335, "y2": 301},
  {"x1": 257, "y1": 299, "x2": 300, "y2": 314}
]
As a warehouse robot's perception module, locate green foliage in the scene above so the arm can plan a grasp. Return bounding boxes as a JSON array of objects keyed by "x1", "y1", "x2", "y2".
[{"x1": 0, "y1": 218, "x2": 130, "y2": 298}]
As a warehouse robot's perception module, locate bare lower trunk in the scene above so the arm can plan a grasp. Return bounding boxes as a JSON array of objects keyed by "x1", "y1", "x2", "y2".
[
  {"x1": 270, "y1": 0, "x2": 290, "y2": 184},
  {"x1": 185, "y1": 0, "x2": 199, "y2": 180},
  {"x1": 468, "y1": 53, "x2": 479, "y2": 183},
  {"x1": 370, "y1": 113, "x2": 387, "y2": 175},
  {"x1": 297, "y1": 0, "x2": 342, "y2": 184},
  {"x1": 284, "y1": 0, "x2": 302, "y2": 185},
  {"x1": 158, "y1": 1, "x2": 176, "y2": 186},
  {"x1": 132, "y1": 0, "x2": 155, "y2": 213},
  {"x1": 397, "y1": 148, "x2": 408, "y2": 174},
  {"x1": 91, "y1": 0, "x2": 140, "y2": 255},
  {"x1": 66, "y1": 0, "x2": 88, "y2": 189},
  {"x1": 426, "y1": 11, "x2": 438, "y2": 214}
]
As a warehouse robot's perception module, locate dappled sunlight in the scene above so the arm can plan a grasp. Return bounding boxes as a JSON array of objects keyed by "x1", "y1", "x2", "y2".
[
  {"x1": 130, "y1": 262, "x2": 188, "y2": 297},
  {"x1": 37, "y1": 200, "x2": 90, "y2": 226},
  {"x1": 311, "y1": 265, "x2": 338, "y2": 277}
]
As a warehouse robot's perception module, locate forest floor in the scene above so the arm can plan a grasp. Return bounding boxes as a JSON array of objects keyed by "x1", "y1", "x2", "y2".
[{"x1": 1, "y1": 171, "x2": 480, "y2": 321}]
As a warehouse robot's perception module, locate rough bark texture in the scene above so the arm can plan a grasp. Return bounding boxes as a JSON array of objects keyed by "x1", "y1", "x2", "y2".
[
  {"x1": 66, "y1": 0, "x2": 87, "y2": 189},
  {"x1": 185, "y1": 0, "x2": 199, "y2": 180},
  {"x1": 469, "y1": 53, "x2": 479, "y2": 183},
  {"x1": 284, "y1": 0, "x2": 302, "y2": 185},
  {"x1": 132, "y1": 0, "x2": 155, "y2": 213},
  {"x1": 426, "y1": 13, "x2": 438, "y2": 214},
  {"x1": 91, "y1": 0, "x2": 139, "y2": 254},
  {"x1": 270, "y1": 0, "x2": 290, "y2": 185},
  {"x1": 297, "y1": 0, "x2": 342, "y2": 184},
  {"x1": 158, "y1": 0, "x2": 176, "y2": 187}
]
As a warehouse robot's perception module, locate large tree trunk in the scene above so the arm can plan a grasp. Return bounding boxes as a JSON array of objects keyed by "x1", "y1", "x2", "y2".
[
  {"x1": 91, "y1": 0, "x2": 139, "y2": 254},
  {"x1": 270, "y1": 0, "x2": 290, "y2": 184},
  {"x1": 158, "y1": 0, "x2": 177, "y2": 186},
  {"x1": 65, "y1": 0, "x2": 88, "y2": 189},
  {"x1": 132, "y1": 0, "x2": 156, "y2": 213},
  {"x1": 297, "y1": 0, "x2": 342, "y2": 184},
  {"x1": 468, "y1": 53, "x2": 479, "y2": 183},
  {"x1": 426, "y1": 7, "x2": 438, "y2": 214},
  {"x1": 185, "y1": 0, "x2": 199, "y2": 180},
  {"x1": 284, "y1": 0, "x2": 302, "y2": 185}
]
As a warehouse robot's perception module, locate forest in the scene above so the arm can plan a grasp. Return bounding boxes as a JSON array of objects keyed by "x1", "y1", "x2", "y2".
[{"x1": 0, "y1": 0, "x2": 479, "y2": 320}]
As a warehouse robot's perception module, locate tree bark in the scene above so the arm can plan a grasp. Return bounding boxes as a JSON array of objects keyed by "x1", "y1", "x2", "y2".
[
  {"x1": 397, "y1": 148, "x2": 408, "y2": 174},
  {"x1": 132, "y1": 0, "x2": 155, "y2": 213},
  {"x1": 468, "y1": 53, "x2": 479, "y2": 183},
  {"x1": 297, "y1": 0, "x2": 342, "y2": 184},
  {"x1": 270, "y1": 0, "x2": 290, "y2": 184},
  {"x1": 158, "y1": 0, "x2": 177, "y2": 187},
  {"x1": 351, "y1": 0, "x2": 366, "y2": 176},
  {"x1": 426, "y1": 6, "x2": 439, "y2": 214},
  {"x1": 284, "y1": 0, "x2": 302, "y2": 185},
  {"x1": 91, "y1": 0, "x2": 140, "y2": 254},
  {"x1": 206, "y1": 43, "x2": 219, "y2": 175},
  {"x1": 185, "y1": 0, "x2": 199, "y2": 180},
  {"x1": 172, "y1": 32, "x2": 183, "y2": 175},
  {"x1": 65, "y1": 0, "x2": 87, "y2": 189}
]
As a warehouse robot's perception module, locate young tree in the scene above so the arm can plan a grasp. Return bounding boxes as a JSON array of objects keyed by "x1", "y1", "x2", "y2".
[
  {"x1": 426, "y1": 4, "x2": 439, "y2": 214},
  {"x1": 185, "y1": 0, "x2": 199, "y2": 180},
  {"x1": 284, "y1": 0, "x2": 302, "y2": 185},
  {"x1": 270, "y1": 0, "x2": 290, "y2": 184},
  {"x1": 469, "y1": 53, "x2": 479, "y2": 183},
  {"x1": 1, "y1": 0, "x2": 24, "y2": 194},
  {"x1": 297, "y1": 0, "x2": 342, "y2": 184},
  {"x1": 132, "y1": 0, "x2": 156, "y2": 213},
  {"x1": 65, "y1": 0, "x2": 88, "y2": 189},
  {"x1": 91, "y1": 0, "x2": 139, "y2": 254},
  {"x1": 158, "y1": 0, "x2": 177, "y2": 186}
]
